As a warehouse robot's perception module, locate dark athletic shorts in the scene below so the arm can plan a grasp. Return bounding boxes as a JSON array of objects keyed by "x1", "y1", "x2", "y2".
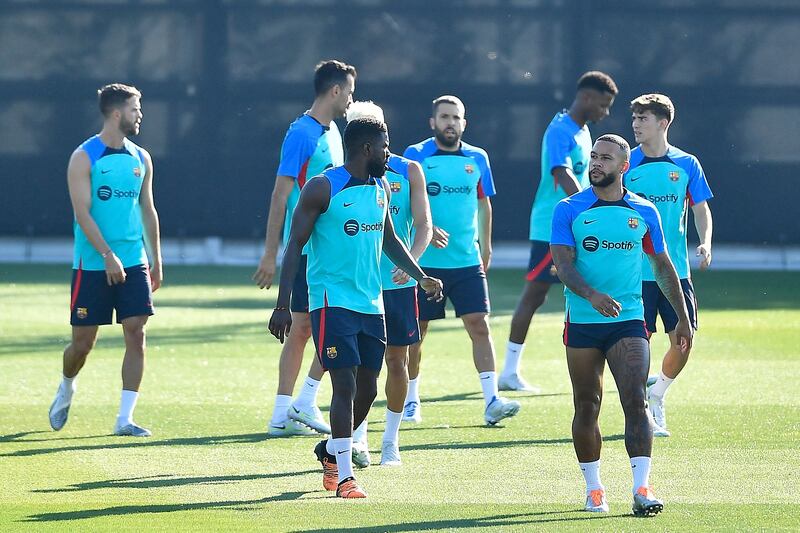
[
  {"x1": 563, "y1": 319, "x2": 648, "y2": 353},
  {"x1": 416, "y1": 265, "x2": 490, "y2": 321},
  {"x1": 310, "y1": 306, "x2": 386, "y2": 371},
  {"x1": 70, "y1": 264, "x2": 153, "y2": 326},
  {"x1": 642, "y1": 278, "x2": 698, "y2": 334},
  {"x1": 526, "y1": 240, "x2": 560, "y2": 284},
  {"x1": 383, "y1": 286, "x2": 420, "y2": 346}
]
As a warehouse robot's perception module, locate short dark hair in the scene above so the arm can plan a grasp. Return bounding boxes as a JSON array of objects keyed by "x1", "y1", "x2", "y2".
[
  {"x1": 343, "y1": 117, "x2": 387, "y2": 154},
  {"x1": 631, "y1": 93, "x2": 675, "y2": 124},
  {"x1": 98, "y1": 83, "x2": 141, "y2": 116},
  {"x1": 314, "y1": 60, "x2": 357, "y2": 96},
  {"x1": 577, "y1": 71, "x2": 618, "y2": 96},
  {"x1": 595, "y1": 134, "x2": 630, "y2": 161},
  {"x1": 432, "y1": 95, "x2": 465, "y2": 117}
]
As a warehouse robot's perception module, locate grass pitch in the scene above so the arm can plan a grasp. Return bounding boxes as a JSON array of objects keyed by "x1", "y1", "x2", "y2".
[{"x1": 1, "y1": 264, "x2": 798, "y2": 531}]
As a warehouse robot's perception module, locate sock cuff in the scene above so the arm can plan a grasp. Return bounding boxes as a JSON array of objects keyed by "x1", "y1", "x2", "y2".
[
  {"x1": 507, "y1": 341, "x2": 525, "y2": 350},
  {"x1": 658, "y1": 371, "x2": 675, "y2": 383}
]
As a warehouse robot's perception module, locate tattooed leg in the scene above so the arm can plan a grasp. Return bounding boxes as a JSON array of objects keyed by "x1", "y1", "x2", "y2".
[
  {"x1": 566, "y1": 347, "x2": 606, "y2": 462},
  {"x1": 606, "y1": 337, "x2": 652, "y2": 458}
]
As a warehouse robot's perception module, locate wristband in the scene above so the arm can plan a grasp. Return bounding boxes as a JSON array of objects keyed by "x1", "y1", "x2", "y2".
[
  {"x1": 274, "y1": 305, "x2": 289, "y2": 311},
  {"x1": 101, "y1": 249, "x2": 113, "y2": 258}
]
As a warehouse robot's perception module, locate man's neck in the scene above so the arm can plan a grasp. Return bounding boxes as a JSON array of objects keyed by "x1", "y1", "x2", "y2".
[
  {"x1": 308, "y1": 99, "x2": 334, "y2": 126},
  {"x1": 641, "y1": 136, "x2": 668, "y2": 158},
  {"x1": 592, "y1": 182, "x2": 624, "y2": 202},
  {"x1": 99, "y1": 126, "x2": 125, "y2": 149},
  {"x1": 568, "y1": 101, "x2": 586, "y2": 128},
  {"x1": 434, "y1": 138, "x2": 461, "y2": 152}
]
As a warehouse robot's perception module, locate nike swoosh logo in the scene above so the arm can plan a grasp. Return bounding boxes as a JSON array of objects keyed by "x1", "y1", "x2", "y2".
[
  {"x1": 336, "y1": 450, "x2": 348, "y2": 455},
  {"x1": 291, "y1": 406, "x2": 300, "y2": 413},
  {"x1": 271, "y1": 424, "x2": 286, "y2": 430},
  {"x1": 343, "y1": 202, "x2": 354, "y2": 207},
  {"x1": 101, "y1": 169, "x2": 111, "y2": 174},
  {"x1": 321, "y1": 147, "x2": 329, "y2": 153},
  {"x1": 583, "y1": 220, "x2": 597, "y2": 225},
  {"x1": 426, "y1": 165, "x2": 439, "y2": 169},
  {"x1": 630, "y1": 176, "x2": 642, "y2": 182}
]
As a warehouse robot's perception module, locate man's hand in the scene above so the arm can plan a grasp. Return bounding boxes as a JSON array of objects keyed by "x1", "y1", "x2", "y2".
[
  {"x1": 673, "y1": 318, "x2": 694, "y2": 354},
  {"x1": 430, "y1": 226, "x2": 449, "y2": 249},
  {"x1": 391, "y1": 266, "x2": 411, "y2": 286},
  {"x1": 589, "y1": 291, "x2": 621, "y2": 318},
  {"x1": 419, "y1": 276, "x2": 444, "y2": 302},
  {"x1": 696, "y1": 244, "x2": 712, "y2": 270},
  {"x1": 150, "y1": 259, "x2": 163, "y2": 292},
  {"x1": 253, "y1": 253, "x2": 277, "y2": 289},
  {"x1": 104, "y1": 253, "x2": 126, "y2": 286},
  {"x1": 268, "y1": 308, "x2": 292, "y2": 344}
]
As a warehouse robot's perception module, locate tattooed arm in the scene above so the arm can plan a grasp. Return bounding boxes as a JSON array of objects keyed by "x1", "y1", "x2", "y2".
[
  {"x1": 648, "y1": 252, "x2": 693, "y2": 352},
  {"x1": 551, "y1": 244, "x2": 622, "y2": 318}
]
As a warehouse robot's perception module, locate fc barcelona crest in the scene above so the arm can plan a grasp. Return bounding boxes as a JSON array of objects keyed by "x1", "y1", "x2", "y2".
[
  {"x1": 390, "y1": 181, "x2": 401, "y2": 193},
  {"x1": 326, "y1": 346, "x2": 338, "y2": 359},
  {"x1": 133, "y1": 166, "x2": 141, "y2": 177},
  {"x1": 628, "y1": 217, "x2": 639, "y2": 229},
  {"x1": 377, "y1": 195, "x2": 385, "y2": 207},
  {"x1": 669, "y1": 171, "x2": 679, "y2": 182},
  {"x1": 77, "y1": 307, "x2": 88, "y2": 319},
  {"x1": 464, "y1": 164, "x2": 474, "y2": 174}
]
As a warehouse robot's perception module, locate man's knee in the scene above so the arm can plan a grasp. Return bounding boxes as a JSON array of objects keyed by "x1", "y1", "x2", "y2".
[
  {"x1": 290, "y1": 313, "x2": 312, "y2": 340},
  {"x1": 462, "y1": 313, "x2": 490, "y2": 340},
  {"x1": 621, "y1": 390, "x2": 648, "y2": 418},
  {"x1": 122, "y1": 319, "x2": 147, "y2": 348},
  {"x1": 71, "y1": 336, "x2": 96, "y2": 357},
  {"x1": 522, "y1": 282, "x2": 549, "y2": 310},
  {"x1": 574, "y1": 395, "x2": 601, "y2": 422},
  {"x1": 384, "y1": 350, "x2": 408, "y2": 375}
]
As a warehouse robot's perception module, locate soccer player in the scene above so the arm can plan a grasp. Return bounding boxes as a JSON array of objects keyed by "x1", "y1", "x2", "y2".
[
  {"x1": 402, "y1": 95, "x2": 520, "y2": 426},
  {"x1": 550, "y1": 134, "x2": 692, "y2": 516},
  {"x1": 268, "y1": 117, "x2": 442, "y2": 498},
  {"x1": 344, "y1": 101, "x2": 432, "y2": 466},
  {"x1": 253, "y1": 60, "x2": 355, "y2": 437},
  {"x1": 502, "y1": 72, "x2": 618, "y2": 391},
  {"x1": 625, "y1": 94, "x2": 713, "y2": 436},
  {"x1": 48, "y1": 83, "x2": 162, "y2": 437}
]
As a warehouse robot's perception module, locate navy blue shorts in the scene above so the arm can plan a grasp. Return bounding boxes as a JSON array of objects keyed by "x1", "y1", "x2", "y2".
[
  {"x1": 383, "y1": 286, "x2": 420, "y2": 346},
  {"x1": 526, "y1": 240, "x2": 560, "y2": 284},
  {"x1": 70, "y1": 264, "x2": 154, "y2": 326},
  {"x1": 310, "y1": 307, "x2": 386, "y2": 371},
  {"x1": 563, "y1": 319, "x2": 648, "y2": 353},
  {"x1": 416, "y1": 265, "x2": 490, "y2": 321},
  {"x1": 642, "y1": 278, "x2": 698, "y2": 334},
  {"x1": 290, "y1": 254, "x2": 309, "y2": 313}
]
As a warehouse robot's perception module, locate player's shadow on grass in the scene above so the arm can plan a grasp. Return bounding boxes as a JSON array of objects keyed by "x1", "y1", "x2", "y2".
[
  {"x1": 402, "y1": 433, "x2": 624, "y2": 452},
  {"x1": 22, "y1": 491, "x2": 306, "y2": 522},
  {"x1": 33, "y1": 469, "x2": 318, "y2": 493},
  {"x1": 294, "y1": 510, "x2": 623, "y2": 532},
  {"x1": 1, "y1": 432, "x2": 268, "y2": 457},
  {"x1": 157, "y1": 298, "x2": 272, "y2": 310}
]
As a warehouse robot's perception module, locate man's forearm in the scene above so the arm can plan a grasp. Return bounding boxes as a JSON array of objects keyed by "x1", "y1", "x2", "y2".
[
  {"x1": 408, "y1": 223, "x2": 431, "y2": 260},
  {"x1": 275, "y1": 241, "x2": 301, "y2": 308},
  {"x1": 556, "y1": 263, "x2": 597, "y2": 301},
  {"x1": 142, "y1": 208, "x2": 162, "y2": 262},
  {"x1": 652, "y1": 256, "x2": 689, "y2": 322},
  {"x1": 694, "y1": 205, "x2": 713, "y2": 245},
  {"x1": 478, "y1": 202, "x2": 492, "y2": 254},
  {"x1": 75, "y1": 212, "x2": 113, "y2": 255},
  {"x1": 263, "y1": 191, "x2": 288, "y2": 257}
]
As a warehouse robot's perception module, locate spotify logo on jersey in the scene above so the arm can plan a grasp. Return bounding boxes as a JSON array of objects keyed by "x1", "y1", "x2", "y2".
[
  {"x1": 343, "y1": 219, "x2": 360, "y2": 236},
  {"x1": 97, "y1": 185, "x2": 113, "y2": 201},
  {"x1": 427, "y1": 182, "x2": 441, "y2": 196},
  {"x1": 582, "y1": 236, "x2": 600, "y2": 252}
]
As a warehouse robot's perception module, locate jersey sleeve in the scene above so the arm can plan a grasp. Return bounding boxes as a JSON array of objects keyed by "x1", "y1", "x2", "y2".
[
  {"x1": 544, "y1": 125, "x2": 576, "y2": 173},
  {"x1": 550, "y1": 200, "x2": 576, "y2": 247},
  {"x1": 474, "y1": 150, "x2": 496, "y2": 199},
  {"x1": 276, "y1": 127, "x2": 316, "y2": 179},
  {"x1": 686, "y1": 155, "x2": 713, "y2": 206},
  {"x1": 402, "y1": 145, "x2": 423, "y2": 163},
  {"x1": 641, "y1": 204, "x2": 667, "y2": 256}
]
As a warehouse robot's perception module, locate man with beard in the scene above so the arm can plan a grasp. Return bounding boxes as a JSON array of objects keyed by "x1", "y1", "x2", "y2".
[
  {"x1": 254, "y1": 60, "x2": 355, "y2": 437},
  {"x1": 501, "y1": 72, "x2": 618, "y2": 392},
  {"x1": 550, "y1": 134, "x2": 692, "y2": 516},
  {"x1": 402, "y1": 95, "x2": 521, "y2": 426},
  {"x1": 268, "y1": 117, "x2": 442, "y2": 498},
  {"x1": 624, "y1": 94, "x2": 713, "y2": 437},
  {"x1": 49, "y1": 83, "x2": 162, "y2": 437}
]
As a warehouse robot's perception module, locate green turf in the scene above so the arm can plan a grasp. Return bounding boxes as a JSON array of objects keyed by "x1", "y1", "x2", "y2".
[{"x1": 1, "y1": 264, "x2": 799, "y2": 531}]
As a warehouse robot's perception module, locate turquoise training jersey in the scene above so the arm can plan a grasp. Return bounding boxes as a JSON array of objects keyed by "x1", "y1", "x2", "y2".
[
  {"x1": 403, "y1": 138, "x2": 495, "y2": 269},
  {"x1": 529, "y1": 111, "x2": 592, "y2": 241},
  {"x1": 277, "y1": 114, "x2": 344, "y2": 247},
  {"x1": 624, "y1": 145, "x2": 713, "y2": 281},
  {"x1": 72, "y1": 135, "x2": 148, "y2": 271},
  {"x1": 306, "y1": 166, "x2": 388, "y2": 314},
  {"x1": 380, "y1": 154, "x2": 417, "y2": 291},
  {"x1": 551, "y1": 187, "x2": 667, "y2": 324}
]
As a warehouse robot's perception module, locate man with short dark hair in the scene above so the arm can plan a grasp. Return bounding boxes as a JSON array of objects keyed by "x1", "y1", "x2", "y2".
[
  {"x1": 625, "y1": 93, "x2": 713, "y2": 437},
  {"x1": 254, "y1": 60, "x2": 356, "y2": 437},
  {"x1": 49, "y1": 83, "x2": 162, "y2": 437},
  {"x1": 551, "y1": 134, "x2": 692, "y2": 516},
  {"x1": 502, "y1": 71, "x2": 618, "y2": 392},
  {"x1": 268, "y1": 117, "x2": 442, "y2": 498},
  {"x1": 402, "y1": 95, "x2": 521, "y2": 426}
]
